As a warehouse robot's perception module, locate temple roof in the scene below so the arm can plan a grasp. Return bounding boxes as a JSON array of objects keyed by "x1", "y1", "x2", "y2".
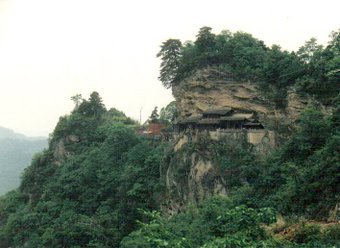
[
  {"x1": 175, "y1": 110, "x2": 256, "y2": 125},
  {"x1": 244, "y1": 122, "x2": 263, "y2": 126},
  {"x1": 198, "y1": 118, "x2": 220, "y2": 125},
  {"x1": 220, "y1": 113, "x2": 254, "y2": 121},
  {"x1": 203, "y1": 107, "x2": 232, "y2": 116},
  {"x1": 176, "y1": 114, "x2": 203, "y2": 124}
]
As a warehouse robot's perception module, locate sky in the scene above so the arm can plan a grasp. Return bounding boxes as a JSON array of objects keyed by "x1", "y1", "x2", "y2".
[{"x1": 0, "y1": 0, "x2": 339, "y2": 137}]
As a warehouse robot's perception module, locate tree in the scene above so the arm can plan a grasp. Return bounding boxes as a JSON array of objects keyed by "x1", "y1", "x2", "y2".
[
  {"x1": 194, "y1": 26, "x2": 219, "y2": 67},
  {"x1": 280, "y1": 106, "x2": 331, "y2": 163},
  {"x1": 157, "y1": 39, "x2": 182, "y2": 88},
  {"x1": 297, "y1": 38, "x2": 323, "y2": 64},
  {"x1": 261, "y1": 45, "x2": 303, "y2": 108},
  {"x1": 159, "y1": 101, "x2": 178, "y2": 123},
  {"x1": 331, "y1": 95, "x2": 340, "y2": 129},
  {"x1": 295, "y1": 34, "x2": 340, "y2": 103},
  {"x1": 70, "y1": 94, "x2": 83, "y2": 109},
  {"x1": 76, "y1": 91, "x2": 106, "y2": 118},
  {"x1": 195, "y1": 26, "x2": 216, "y2": 52},
  {"x1": 149, "y1": 107, "x2": 159, "y2": 123},
  {"x1": 324, "y1": 30, "x2": 340, "y2": 98},
  {"x1": 89, "y1": 91, "x2": 106, "y2": 117}
]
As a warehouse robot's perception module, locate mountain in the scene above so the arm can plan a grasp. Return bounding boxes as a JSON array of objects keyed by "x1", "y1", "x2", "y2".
[
  {"x1": 161, "y1": 66, "x2": 338, "y2": 215},
  {"x1": 0, "y1": 27, "x2": 339, "y2": 247},
  {"x1": 0, "y1": 126, "x2": 45, "y2": 141},
  {"x1": 0, "y1": 127, "x2": 47, "y2": 195},
  {"x1": 0, "y1": 126, "x2": 27, "y2": 140}
]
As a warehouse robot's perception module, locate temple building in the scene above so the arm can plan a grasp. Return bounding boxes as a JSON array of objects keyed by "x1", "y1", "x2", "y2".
[{"x1": 175, "y1": 107, "x2": 264, "y2": 132}]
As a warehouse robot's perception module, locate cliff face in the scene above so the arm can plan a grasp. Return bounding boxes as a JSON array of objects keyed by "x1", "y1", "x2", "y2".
[
  {"x1": 52, "y1": 134, "x2": 80, "y2": 165},
  {"x1": 162, "y1": 68, "x2": 318, "y2": 214},
  {"x1": 173, "y1": 68, "x2": 267, "y2": 117},
  {"x1": 172, "y1": 68, "x2": 317, "y2": 127}
]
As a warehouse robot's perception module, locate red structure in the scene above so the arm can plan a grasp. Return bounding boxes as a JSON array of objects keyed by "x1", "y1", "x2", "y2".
[{"x1": 147, "y1": 123, "x2": 165, "y2": 136}]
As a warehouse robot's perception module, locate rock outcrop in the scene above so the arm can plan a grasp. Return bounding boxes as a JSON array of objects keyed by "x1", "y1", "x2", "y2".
[
  {"x1": 172, "y1": 68, "x2": 315, "y2": 128},
  {"x1": 52, "y1": 135, "x2": 80, "y2": 165},
  {"x1": 162, "y1": 132, "x2": 228, "y2": 215},
  {"x1": 162, "y1": 67, "x2": 319, "y2": 214}
]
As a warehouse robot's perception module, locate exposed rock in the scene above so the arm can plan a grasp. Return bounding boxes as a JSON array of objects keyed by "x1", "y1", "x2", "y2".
[
  {"x1": 68, "y1": 135, "x2": 80, "y2": 143},
  {"x1": 162, "y1": 129, "x2": 277, "y2": 214},
  {"x1": 162, "y1": 68, "x2": 322, "y2": 214},
  {"x1": 53, "y1": 139, "x2": 69, "y2": 164},
  {"x1": 173, "y1": 68, "x2": 270, "y2": 118},
  {"x1": 174, "y1": 135, "x2": 188, "y2": 151},
  {"x1": 172, "y1": 68, "x2": 316, "y2": 131},
  {"x1": 52, "y1": 135, "x2": 80, "y2": 164},
  {"x1": 162, "y1": 133, "x2": 228, "y2": 215}
]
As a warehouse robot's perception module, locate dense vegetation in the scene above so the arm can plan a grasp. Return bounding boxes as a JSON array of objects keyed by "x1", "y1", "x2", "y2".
[
  {"x1": 158, "y1": 27, "x2": 340, "y2": 106},
  {"x1": 0, "y1": 26, "x2": 339, "y2": 247},
  {"x1": 251, "y1": 103, "x2": 340, "y2": 218},
  {"x1": 0, "y1": 93, "x2": 169, "y2": 247},
  {"x1": 0, "y1": 127, "x2": 47, "y2": 195},
  {"x1": 119, "y1": 106, "x2": 339, "y2": 248},
  {"x1": 0, "y1": 92, "x2": 338, "y2": 247},
  {"x1": 121, "y1": 197, "x2": 339, "y2": 248}
]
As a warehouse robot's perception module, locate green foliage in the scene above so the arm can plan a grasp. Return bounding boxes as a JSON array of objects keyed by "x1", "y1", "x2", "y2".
[
  {"x1": 0, "y1": 92, "x2": 170, "y2": 247},
  {"x1": 71, "y1": 94, "x2": 83, "y2": 108},
  {"x1": 157, "y1": 39, "x2": 183, "y2": 88},
  {"x1": 0, "y1": 24, "x2": 338, "y2": 248},
  {"x1": 322, "y1": 224, "x2": 340, "y2": 242},
  {"x1": 194, "y1": 26, "x2": 218, "y2": 67},
  {"x1": 280, "y1": 106, "x2": 332, "y2": 162},
  {"x1": 121, "y1": 210, "x2": 183, "y2": 248},
  {"x1": 105, "y1": 108, "x2": 137, "y2": 126},
  {"x1": 76, "y1": 91, "x2": 107, "y2": 118},
  {"x1": 253, "y1": 106, "x2": 339, "y2": 218},
  {"x1": 260, "y1": 45, "x2": 303, "y2": 108},
  {"x1": 123, "y1": 196, "x2": 339, "y2": 247},
  {"x1": 159, "y1": 101, "x2": 178, "y2": 124},
  {"x1": 158, "y1": 27, "x2": 340, "y2": 106},
  {"x1": 209, "y1": 136, "x2": 259, "y2": 189},
  {"x1": 149, "y1": 106, "x2": 160, "y2": 123},
  {"x1": 163, "y1": 104, "x2": 338, "y2": 223},
  {"x1": 295, "y1": 31, "x2": 340, "y2": 103},
  {"x1": 121, "y1": 196, "x2": 278, "y2": 248},
  {"x1": 293, "y1": 224, "x2": 321, "y2": 244},
  {"x1": 167, "y1": 132, "x2": 259, "y2": 191},
  {"x1": 275, "y1": 222, "x2": 340, "y2": 248}
]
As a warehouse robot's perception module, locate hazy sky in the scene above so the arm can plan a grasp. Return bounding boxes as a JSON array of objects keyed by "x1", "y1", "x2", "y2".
[{"x1": 0, "y1": 0, "x2": 339, "y2": 136}]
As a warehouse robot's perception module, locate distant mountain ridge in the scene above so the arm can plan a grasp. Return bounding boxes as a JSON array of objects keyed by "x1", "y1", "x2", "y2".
[
  {"x1": 0, "y1": 126, "x2": 27, "y2": 140},
  {"x1": 0, "y1": 126, "x2": 47, "y2": 195},
  {"x1": 0, "y1": 126, "x2": 45, "y2": 141}
]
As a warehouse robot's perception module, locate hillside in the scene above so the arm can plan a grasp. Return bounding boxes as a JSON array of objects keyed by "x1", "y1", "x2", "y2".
[
  {"x1": 0, "y1": 127, "x2": 47, "y2": 195},
  {"x1": 0, "y1": 27, "x2": 339, "y2": 247},
  {"x1": 158, "y1": 28, "x2": 339, "y2": 220},
  {"x1": 0, "y1": 91, "x2": 337, "y2": 247},
  {"x1": 0, "y1": 93, "x2": 169, "y2": 247}
]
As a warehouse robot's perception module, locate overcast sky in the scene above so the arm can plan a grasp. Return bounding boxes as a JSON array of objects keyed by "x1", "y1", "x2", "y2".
[{"x1": 0, "y1": 0, "x2": 339, "y2": 136}]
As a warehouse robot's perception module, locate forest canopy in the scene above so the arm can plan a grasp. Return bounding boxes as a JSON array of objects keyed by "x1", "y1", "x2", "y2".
[
  {"x1": 158, "y1": 27, "x2": 340, "y2": 105},
  {"x1": 0, "y1": 25, "x2": 339, "y2": 247},
  {"x1": 0, "y1": 91, "x2": 339, "y2": 247}
]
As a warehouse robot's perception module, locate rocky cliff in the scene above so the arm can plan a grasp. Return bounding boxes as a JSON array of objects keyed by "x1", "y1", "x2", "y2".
[
  {"x1": 162, "y1": 67, "x2": 322, "y2": 214},
  {"x1": 172, "y1": 68, "x2": 320, "y2": 130}
]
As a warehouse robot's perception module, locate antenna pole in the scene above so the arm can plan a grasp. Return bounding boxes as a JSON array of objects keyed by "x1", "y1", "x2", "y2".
[{"x1": 139, "y1": 107, "x2": 143, "y2": 125}]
